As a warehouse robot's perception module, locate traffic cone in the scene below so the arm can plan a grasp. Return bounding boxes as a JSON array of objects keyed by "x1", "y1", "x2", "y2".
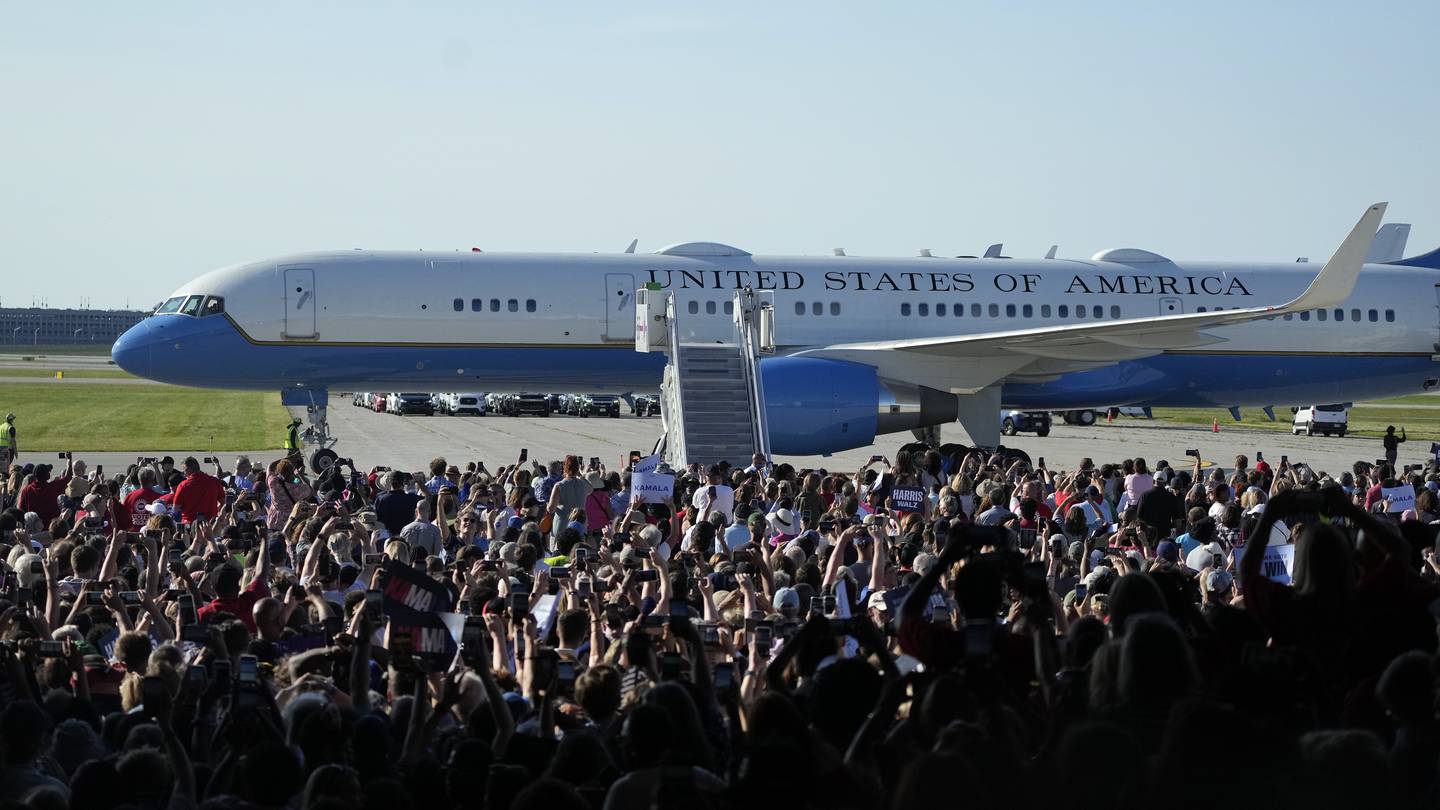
[{"x1": 1212, "y1": 418, "x2": 1219, "y2": 433}]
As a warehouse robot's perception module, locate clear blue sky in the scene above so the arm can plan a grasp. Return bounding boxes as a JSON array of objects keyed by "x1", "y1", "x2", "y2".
[{"x1": 2, "y1": 1, "x2": 1437, "y2": 309}]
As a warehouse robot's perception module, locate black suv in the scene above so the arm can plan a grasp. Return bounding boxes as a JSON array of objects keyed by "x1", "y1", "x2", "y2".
[
  {"x1": 394, "y1": 393, "x2": 435, "y2": 416},
  {"x1": 578, "y1": 394, "x2": 621, "y2": 418},
  {"x1": 511, "y1": 393, "x2": 551, "y2": 417}
]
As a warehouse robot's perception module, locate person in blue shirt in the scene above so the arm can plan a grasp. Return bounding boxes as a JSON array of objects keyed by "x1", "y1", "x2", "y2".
[
  {"x1": 534, "y1": 459, "x2": 563, "y2": 503},
  {"x1": 1176, "y1": 513, "x2": 1217, "y2": 558}
]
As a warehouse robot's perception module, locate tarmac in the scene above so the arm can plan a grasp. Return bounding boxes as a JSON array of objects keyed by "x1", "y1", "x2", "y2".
[
  {"x1": 21, "y1": 398, "x2": 1424, "y2": 480},
  {"x1": 0, "y1": 351, "x2": 1424, "y2": 478}
]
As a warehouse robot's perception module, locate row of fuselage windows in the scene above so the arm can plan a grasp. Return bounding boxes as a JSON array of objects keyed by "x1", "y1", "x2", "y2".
[
  {"x1": 454, "y1": 298, "x2": 537, "y2": 313},
  {"x1": 899, "y1": 302, "x2": 1123, "y2": 319},
  {"x1": 894, "y1": 301, "x2": 1400, "y2": 323}
]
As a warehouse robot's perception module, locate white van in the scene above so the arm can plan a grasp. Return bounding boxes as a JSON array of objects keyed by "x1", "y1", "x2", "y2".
[{"x1": 1292, "y1": 404, "x2": 1348, "y2": 437}]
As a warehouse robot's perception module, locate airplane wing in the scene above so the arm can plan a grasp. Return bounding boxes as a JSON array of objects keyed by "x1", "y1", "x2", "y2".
[{"x1": 795, "y1": 203, "x2": 1386, "y2": 393}]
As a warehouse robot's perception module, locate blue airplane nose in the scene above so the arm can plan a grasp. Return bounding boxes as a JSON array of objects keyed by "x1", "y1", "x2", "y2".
[{"x1": 111, "y1": 320, "x2": 154, "y2": 378}]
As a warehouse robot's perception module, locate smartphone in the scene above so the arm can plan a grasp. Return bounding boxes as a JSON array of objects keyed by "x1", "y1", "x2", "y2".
[
  {"x1": 119, "y1": 591, "x2": 141, "y2": 605},
  {"x1": 211, "y1": 658, "x2": 232, "y2": 695},
  {"x1": 576, "y1": 576, "x2": 593, "y2": 597},
  {"x1": 1037, "y1": 457, "x2": 1045, "y2": 469},
  {"x1": 556, "y1": 659, "x2": 577, "y2": 690},
  {"x1": 142, "y1": 675, "x2": 167, "y2": 715},
  {"x1": 179, "y1": 593, "x2": 197, "y2": 626},
  {"x1": 629, "y1": 450, "x2": 642, "y2": 469},
  {"x1": 869, "y1": 455, "x2": 883, "y2": 464},
  {"x1": 181, "y1": 625, "x2": 209, "y2": 643},
  {"x1": 753, "y1": 623, "x2": 774, "y2": 653},
  {"x1": 518, "y1": 448, "x2": 528, "y2": 463},
  {"x1": 365, "y1": 590, "x2": 384, "y2": 621},
  {"x1": 701, "y1": 623, "x2": 721, "y2": 647},
  {"x1": 85, "y1": 591, "x2": 106, "y2": 607},
  {"x1": 823, "y1": 594, "x2": 837, "y2": 615},
  {"x1": 660, "y1": 651, "x2": 684, "y2": 681},
  {"x1": 1072, "y1": 583, "x2": 1087, "y2": 602},
  {"x1": 203, "y1": 456, "x2": 217, "y2": 464},
  {"x1": 363, "y1": 553, "x2": 384, "y2": 566},
  {"x1": 549, "y1": 566, "x2": 571, "y2": 579},
  {"x1": 58, "y1": 451, "x2": 69, "y2": 459},
  {"x1": 633, "y1": 569, "x2": 659, "y2": 583},
  {"x1": 589, "y1": 457, "x2": 600, "y2": 469},
  {"x1": 640, "y1": 613, "x2": 667, "y2": 628},
  {"x1": 29, "y1": 559, "x2": 42, "y2": 576},
  {"x1": 461, "y1": 616, "x2": 486, "y2": 667},
  {"x1": 236, "y1": 655, "x2": 259, "y2": 707},
  {"x1": 827, "y1": 617, "x2": 855, "y2": 636},
  {"x1": 1255, "y1": 451, "x2": 1263, "y2": 461},
  {"x1": 38, "y1": 640, "x2": 66, "y2": 658},
  {"x1": 510, "y1": 588, "x2": 530, "y2": 618},
  {"x1": 185, "y1": 663, "x2": 207, "y2": 688},
  {"x1": 1280, "y1": 455, "x2": 1288, "y2": 465},
  {"x1": 713, "y1": 662, "x2": 734, "y2": 690}
]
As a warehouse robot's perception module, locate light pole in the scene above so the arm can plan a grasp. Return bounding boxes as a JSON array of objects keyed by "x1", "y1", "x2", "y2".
[
  {"x1": 33, "y1": 328, "x2": 39, "y2": 346},
  {"x1": 11, "y1": 327, "x2": 20, "y2": 345},
  {"x1": 73, "y1": 328, "x2": 84, "y2": 343}
]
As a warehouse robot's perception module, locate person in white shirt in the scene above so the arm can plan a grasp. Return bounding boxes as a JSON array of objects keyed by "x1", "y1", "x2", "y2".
[
  {"x1": 691, "y1": 466, "x2": 735, "y2": 525},
  {"x1": 743, "y1": 452, "x2": 771, "y2": 479},
  {"x1": 1207, "y1": 482, "x2": 1232, "y2": 520}
]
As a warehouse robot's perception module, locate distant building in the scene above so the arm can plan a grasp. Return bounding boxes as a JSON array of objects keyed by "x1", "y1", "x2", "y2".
[{"x1": 0, "y1": 306, "x2": 147, "y2": 347}]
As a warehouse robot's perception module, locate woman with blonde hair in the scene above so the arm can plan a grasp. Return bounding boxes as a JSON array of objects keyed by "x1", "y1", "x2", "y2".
[{"x1": 268, "y1": 459, "x2": 312, "y2": 533}]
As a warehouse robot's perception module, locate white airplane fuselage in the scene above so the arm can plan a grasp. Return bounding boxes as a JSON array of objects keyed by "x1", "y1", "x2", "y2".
[{"x1": 112, "y1": 249, "x2": 1440, "y2": 414}]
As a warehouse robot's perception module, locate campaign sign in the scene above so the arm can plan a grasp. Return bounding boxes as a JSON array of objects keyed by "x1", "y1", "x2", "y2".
[
  {"x1": 632, "y1": 471, "x2": 675, "y2": 504},
  {"x1": 379, "y1": 559, "x2": 453, "y2": 615},
  {"x1": 1382, "y1": 485, "x2": 1417, "y2": 514},
  {"x1": 634, "y1": 454, "x2": 661, "y2": 474},
  {"x1": 385, "y1": 610, "x2": 460, "y2": 671},
  {"x1": 1233, "y1": 542, "x2": 1296, "y2": 585},
  {"x1": 890, "y1": 486, "x2": 926, "y2": 513}
]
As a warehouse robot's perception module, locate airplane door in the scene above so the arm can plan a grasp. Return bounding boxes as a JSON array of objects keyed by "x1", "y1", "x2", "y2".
[
  {"x1": 1158, "y1": 297, "x2": 1183, "y2": 315},
  {"x1": 604, "y1": 273, "x2": 635, "y2": 342},
  {"x1": 283, "y1": 267, "x2": 317, "y2": 338}
]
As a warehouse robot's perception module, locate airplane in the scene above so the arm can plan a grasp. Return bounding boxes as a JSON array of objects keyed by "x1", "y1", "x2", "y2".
[{"x1": 112, "y1": 202, "x2": 1440, "y2": 470}]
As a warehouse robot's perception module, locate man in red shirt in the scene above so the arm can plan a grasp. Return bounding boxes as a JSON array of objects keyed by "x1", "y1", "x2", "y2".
[
  {"x1": 121, "y1": 467, "x2": 167, "y2": 531},
  {"x1": 197, "y1": 536, "x2": 273, "y2": 633},
  {"x1": 172, "y1": 456, "x2": 225, "y2": 525},
  {"x1": 18, "y1": 458, "x2": 73, "y2": 525}
]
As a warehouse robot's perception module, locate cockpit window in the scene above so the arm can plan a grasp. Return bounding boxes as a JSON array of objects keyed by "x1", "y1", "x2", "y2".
[
  {"x1": 156, "y1": 296, "x2": 185, "y2": 314},
  {"x1": 202, "y1": 296, "x2": 225, "y2": 316},
  {"x1": 179, "y1": 295, "x2": 204, "y2": 316}
]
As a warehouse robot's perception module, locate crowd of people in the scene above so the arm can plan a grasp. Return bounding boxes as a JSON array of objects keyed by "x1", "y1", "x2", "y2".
[{"x1": 2, "y1": 438, "x2": 1440, "y2": 810}]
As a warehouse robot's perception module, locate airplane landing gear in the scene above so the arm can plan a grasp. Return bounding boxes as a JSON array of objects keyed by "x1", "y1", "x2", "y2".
[
  {"x1": 301, "y1": 405, "x2": 339, "y2": 473},
  {"x1": 282, "y1": 389, "x2": 341, "y2": 474}
]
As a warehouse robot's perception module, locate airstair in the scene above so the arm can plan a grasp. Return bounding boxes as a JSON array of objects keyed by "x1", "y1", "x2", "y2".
[{"x1": 635, "y1": 287, "x2": 774, "y2": 469}]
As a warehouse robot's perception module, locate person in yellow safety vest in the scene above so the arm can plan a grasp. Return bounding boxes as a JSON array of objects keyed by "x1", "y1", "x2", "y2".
[
  {"x1": 284, "y1": 418, "x2": 303, "y2": 458},
  {"x1": 0, "y1": 413, "x2": 14, "y2": 468}
]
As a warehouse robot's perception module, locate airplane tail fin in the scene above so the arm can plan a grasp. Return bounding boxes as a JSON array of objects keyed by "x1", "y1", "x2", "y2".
[
  {"x1": 1389, "y1": 246, "x2": 1440, "y2": 270},
  {"x1": 1366, "y1": 223, "x2": 1411, "y2": 263}
]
